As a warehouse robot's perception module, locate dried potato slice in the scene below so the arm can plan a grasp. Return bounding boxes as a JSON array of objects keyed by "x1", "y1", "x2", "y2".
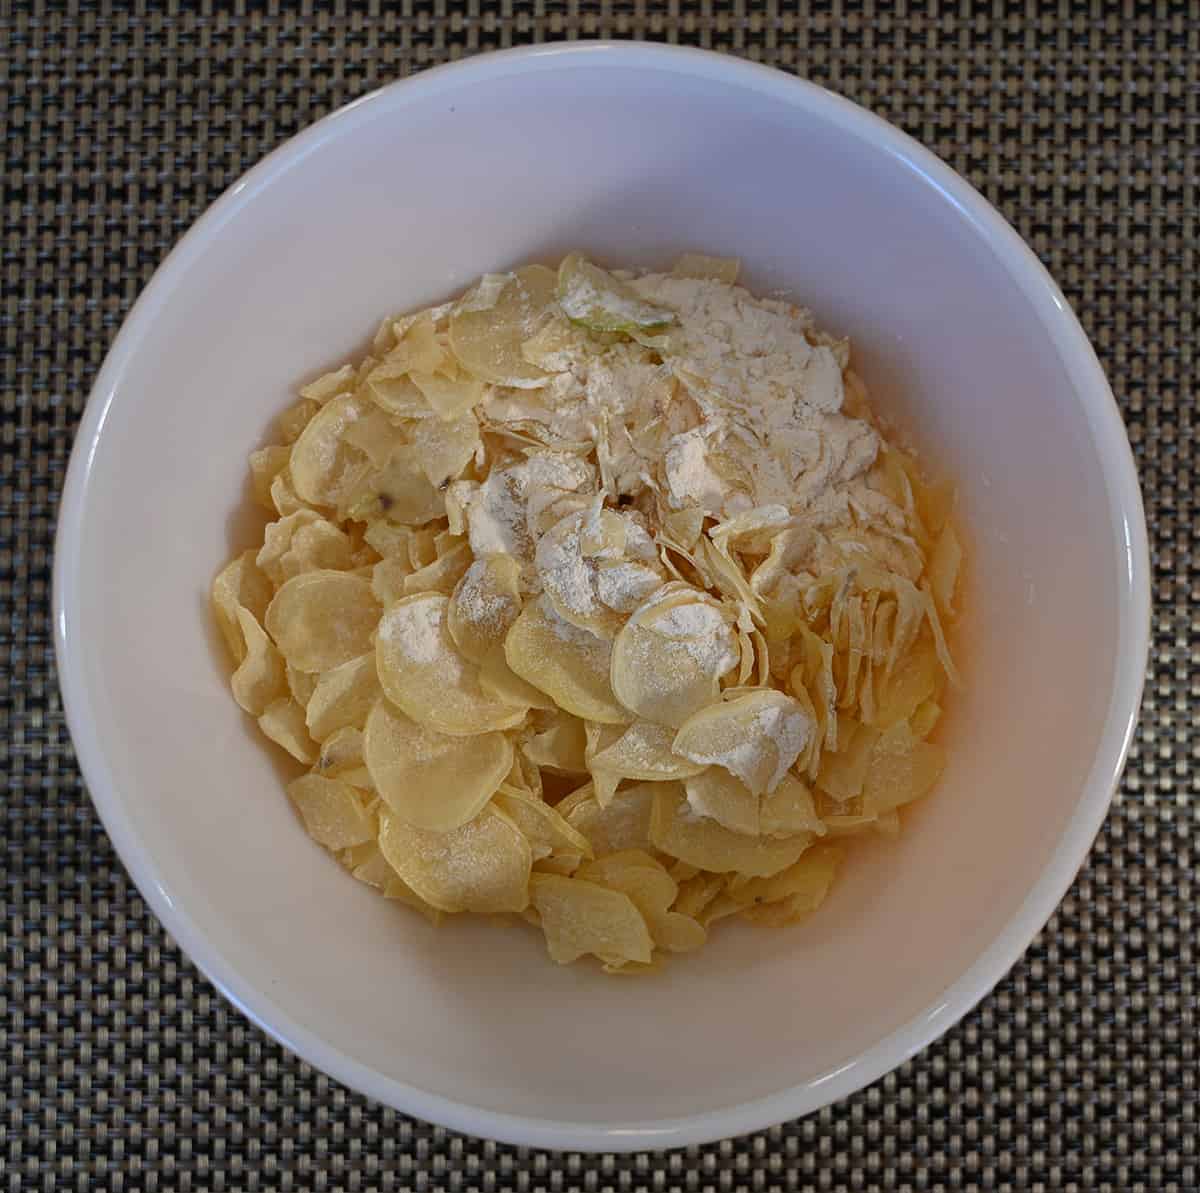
[
  {"x1": 560, "y1": 781, "x2": 656, "y2": 857},
  {"x1": 341, "y1": 406, "x2": 407, "y2": 468},
  {"x1": 521, "y1": 714, "x2": 589, "y2": 774},
  {"x1": 760, "y1": 773, "x2": 825, "y2": 838},
  {"x1": 576, "y1": 849, "x2": 705, "y2": 953},
  {"x1": 402, "y1": 540, "x2": 472, "y2": 598},
  {"x1": 732, "y1": 845, "x2": 840, "y2": 926},
  {"x1": 504, "y1": 596, "x2": 629, "y2": 724},
  {"x1": 364, "y1": 699, "x2": 512, "y2": 831},
  {"x1": 648, "y1": 785, "x2": 812, "y2": 877},
  {"x1": 314, "y1": 725, "x2": 365, "y2": 777},
  {"x1": 875, "y1": 639, "x2": 939, "y2": 729},
  {"x1": 378, "y1": 805, "x2": 531, "y2": 913},
  {"x1": 409, "y1": 371, "x2": 486, "y2": 420},
  {"x1": 265, "y1": 570, "x2": 381, "y2": 673},
  {"x1": 447, "y1": 556, "x2": 523, "y2": 664},
  {"x1": 376, "y1": 594, "x2": 528, "y2": 736},
  {"x1": 683, "y1": 768, "x2": 759, "y2": 836},
  {"x1": 258, "y1": 696, "x2": 318, "y2": 764},
  {"x1": 340, "y1": 444, "x2": 445, "y2": 526},
  {"x1": 672, "y1": 690, "x2": 812, "y2": 796},
  {"x1": 477, "y1": 641, "x2": 557, "y2": 711},
  {"x1": 816, "y1": 719, "x2": 880, "y2": 802},
  {"x1": 276, "y1": 397, "x2": 322, "y2": 444},
  {"x1": 287, "y1": 774, "x2": 375, "y2": 851},
  {"x1": 587, "y1": 720, "x2": 706, "y2": 806},
  {"x1": 410, "y1": 412, "x2": 480, "y2": 487},
  {"x1": 449, "y1": 266, "x2": 556, "y2": 388},
  {"x1": 257, "y1": 510, "x2": 355, "y2": 586},
  {"x1": 493, "y1": 786, "x2": 593, "y2": 862},
  {"x1": 305, "y1": 653, "x2": 379, "y2": 742},
  {"x1": 529, "y1": 873, "x2": 654, "y2": 965},
  {"x1": 611, "y1": 585, "x2": 739, "y2": 728},
  {"x1": 249, "y1": 445, "x2": 291, "y2": 511},
  {"x1": 212, "y1": 550, "x2": 273, "y2": 664},
  {"x1": 557, "y1": 254, "x2": 676, "y2": 334},
  {"x1": 290, "y1": 392, "x2": 370, "y2": 507},
  {"x1": 860, "y1": 720, "x2": 946, "y2": 816},
  {"x1": 230, "y1": 605, "x2": 286, "y2": 716}
]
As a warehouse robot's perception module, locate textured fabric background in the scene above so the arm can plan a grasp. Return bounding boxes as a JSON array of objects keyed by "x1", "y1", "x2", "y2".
[{"x1": 2, "y1": 2, "x2": 1195, "y2": 1190}]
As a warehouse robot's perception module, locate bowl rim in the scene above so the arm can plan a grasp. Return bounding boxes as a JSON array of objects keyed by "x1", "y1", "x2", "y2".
[{"x1": 53, "y1": 40, "x2": 1150, "y2": 1152}]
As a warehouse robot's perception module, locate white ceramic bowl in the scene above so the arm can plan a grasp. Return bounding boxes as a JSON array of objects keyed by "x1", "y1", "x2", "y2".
[{"x1": 54, "y1": 43, "x2": 1149, "y2": 1151}]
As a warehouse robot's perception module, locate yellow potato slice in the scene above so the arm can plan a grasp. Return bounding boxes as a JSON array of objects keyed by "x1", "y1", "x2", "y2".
[
  {"x1": 876, "y1": 639, "x2": 939, "y2": 729},
  {"x1": 257, "y1": 510, "x2": 354, "y2": 586},
  {"x1": 372, "y1": 312, "x2": 448, "y2": 377},
  {"x1": 734, "y1": 845, "x2": 840, "y2": 926},
  {"x1": 314, "y1": 725, "x2": 365, "y2": 778},
  {"x1": 672, "y1": 871, "x2": 725, "y2": 920},
  {"x1": 577, "y1": 850, "x2": 705, "y2": 953},
  {"x1": 504, "y1": 596, "x2": 630, "y2": 724},
  {"x1": 402, "y1": 540, "x2": 472, "y2": 598},
  {"x1": 341, "y1": 406, "x2": 408, "y2": 469},
  {"x1": 683, "y1": 768, "x2": 760, "y2": 836},
  {"x1": 816, "y1": 718, "x2": 880, "y2": 802},
  {"x1": 212, "y1": 551, "x2": 273, "y2": 665},
  {"x1": 230, "y1": 605, "x2": 286, "y2": 716},
  {"x1": 410, "y1": 411, "x2": 480, "y2": 486},
  {"x1": 286, "y1": 662, "x2": 318, "y2": 707},
  {"x1": 557, "y1": 254, "x2": 675, "y2": 334},
  {"x1": 378, "y1": 805, "x2": 531, "y2": 914},
  {"x1": 588, "y1": 720, "x2": 706, "y2": 806},
  {"x1": 521, "y1": 714, "x2": 589, "y2": 774},
  {"x1": 300, "y1": 363, "x2": 355, "y2": 403},
  {"x1": 409, "y1": 371, "x2": 486, "y2": 420},
  {"x1": 910, "y1": 699, "x2": 942, "y2": 739},
  {"x1": 477, "y1": 642, "x2": 557, "y2": 711},
  {"x1": 861, "y1": 720, "x2": 946, "y2": 816},
  {"x1": 364, "y1": 700, "x2": 512, "y2": 831},
  {"x1": 449, "y1": 266, "x2": 556, "y2": 388},
  {"x1": 305, "y1": 653, "x2": 379, "y2": 742},
  {"x1": 529, "y1": 873, "x2": 654, "y2": 965},
  {"x1": 447, "y1": 556, "x2": 523, "y2": 664},
  {"x1": 276, "y1": 396, "x2": 321, "y2": 444},
  {"x1": 367, "y1": 373, "x2": 433, "y2": 419},
  {"x1": 249, "y1": 445, "x2": 291, "y2": 511},
  {"x1": 649, "y1": 785, "x2": 812, "y2": 877},
  {"x1": 672, "y1": 690, "x2": 812, "y2": 796},
  {"x1": 611, "y1": 586, "x2": 739, "y2": 728},
  {"x1": 258, "y1": 697, "x2": 318, "y2": 764},
  {"x1": 289, "y1": 392, "x2": 370, "y2": 507},
  {"x1": 493, "y1": 786, "x2": 593, "y2": 862},
  {"x1": 371, "y1": 555, "x2": 414, "y2": 606},
  {"x1": 287, "y1": 774, "x2": 375, "y2": 851},
  {"x1": 265, "y1": 570, "x2": 381, "y2": 673},
  {"x1": 760, "y1": 773, "x2": 825, "y2": 838},
  {"x1": 671, "y1": 253, "x2": 740, "y2": 284},
  {"x1": 340, "y1": 444, "x2": 446, "y2": 526},
  {"x1": 376, "y1": 594, "x2": 527, "y2": 736},
  {"x1": 561, "y1": 781, "x2": 656, "y2": 856}
]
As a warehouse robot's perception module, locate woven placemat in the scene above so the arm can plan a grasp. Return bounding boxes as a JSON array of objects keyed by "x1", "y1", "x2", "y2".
[{"x1": 2, "y1": 3, "x2": 1195, "y2": 1189}]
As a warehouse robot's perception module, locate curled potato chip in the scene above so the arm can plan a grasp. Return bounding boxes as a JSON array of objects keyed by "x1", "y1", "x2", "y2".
[
  {"x1": 306, "y1": 653, "x2": 379, "y2": 742},
  {"x1": 683, "y1": 768, "x2": 759, "y2": 836},
  {"x1": 367, "y1": 373, "x2": 433, "y2": 419},
  {"x1": 521, "y1": 714, "x2": 589, "y2": 774},
  {"x1": 230, "y1": 605, "x2": 286, "y2": 716},
  {"x1": 760, "y1": 773, "x2": 825, "y2": 838},
  {"x1": 341, "y1": 444, "x2": 446, "y2": 526},
  {"x1": 447, "y1": 556, "x2": 523, "y2": 664},
  {"x1": 257, "y1": 510, "x2": 354, "y2": 586},
  {"x1": 557, "y1": 254, "x2": 675, "y2": 334},
  {"x1": 402, "y1": 540, "x2": 472, "y2": 598},
  {"x1": 649, "y1": 784, "x2": 812, "y2": 877},
  {"x1": 265, "y1": 570, "x2": 381, "y2": 673},
  {"x1": 212, "y1": 551, "x2": 274, "y2": 665},
  {"x1": 314, "y1": 725, "x2": 365, "y2": 777},
  {"x1": 276, "y1": 397, "x2": 322, "y2": 444},
  {"x1": 504, "y1": 596, "x2": 630, "y2": 724},
  {"x1": 860, "y1": 720, "x2": 946, "y2": 816},
  {"x1": 376, "y1": 593, "x2": 527, "y2": 736},
  {"x1": 816, "y1": 719, "x2": 880, "y2": 802},
  {"x1": 577, "y1": 850, "x2": 705, "y2": 953},
  {"x1": 258, "y1": 696, "x2": 318, "y2": 764},
  {"x1": 290, "y1": 392, "x2": 370, "y2": 507},
  {"x1": 300, "y1": 363, "x2": 355, "y2": 403},
  {"x1": 371, "y1": 555, "x2": 413, "y2": 606},
  {"x1": 876, "y1": 639, "x2": 939, "y2": 729},
  {"x1": 409, "y1": 371, "x2": 486, "y2": 420},
  {"x1": 449, "y1": 266, "x2": 556, "y2": 388},
  {"x1": 611, "y1": 585, "x2": 739, "y2": 728},
  {"x1": 910, "y1": 699, "x2": 942, "y2": 739},
  {"x1": 494, "y1": 786, "x2": 593, "y2": 862},
  {"x1": 341, "y1": 407, "x2": 407, "y2": 468},
  {"x1": 364, "y1": 699, "x2": 511, "y2": 831},
  {"x1": 378, "y1": 804, "x2": 531, "y2": 913},
  {"x1": 673, "y1": 690, "x2": 812, "y2": 796},
  {"x1": 411, "y1": 412, "x2": 480, "y2": 486},
  {"x1": 587, "y1": 720, "x2": 706, "y2": 806},
  {"x1": 529, "y1": 873, "x2": 654, "y2": 965},
  {"x1": 732, "y1": 845, "x2": 840, "y2": 926},
  {"x1": 288, "y1": 774, "x2": 375, "y2": 851},
  {"x1": 249, "y1": 445, "x2": 291, "y2": 511},
  {"x1": 560, "y1": 781, "x2": 656, "y2": 857},
  {"x1": 286, "y1": 662, "x2": 318, "y2": 707},
  {"x1": 477, "y1": 641, "x2": 558, "y2": 711}
]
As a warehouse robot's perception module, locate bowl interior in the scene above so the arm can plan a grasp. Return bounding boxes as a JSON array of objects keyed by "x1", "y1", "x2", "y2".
[{"x1": 59, "y1": 48, "x2": 1142, "y2": 1147}]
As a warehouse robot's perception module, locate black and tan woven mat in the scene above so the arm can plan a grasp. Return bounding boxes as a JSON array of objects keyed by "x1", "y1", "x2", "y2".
[{"x1": 2, "y1": 3, "x2": 1196, "y2": 1190}]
